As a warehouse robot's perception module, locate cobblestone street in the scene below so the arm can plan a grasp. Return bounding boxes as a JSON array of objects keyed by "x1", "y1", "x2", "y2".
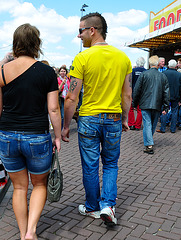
[{"x1": 0, "y1": 120, "x2": 181, "y2": 240}]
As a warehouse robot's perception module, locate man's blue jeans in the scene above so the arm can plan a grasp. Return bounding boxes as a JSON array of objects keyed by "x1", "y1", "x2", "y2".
[
  {"x1": 170, "y1": 103, "x2": 178, "y2": 132},
  {"x1": 141, "y1": 109, "x2": 160, "y2": 146},
  {"x1": 77, "y1": 114, "x2": 122, "y2": 211},
  {"x1": 178, "y1": 105, "x2": 181, "y2": 127},
  {"x1": 160, "y1": 113, "x2": 168, "y2": 132},
  {"x1": 160, "y1": 101, "x2": 178, "y2": 132}
]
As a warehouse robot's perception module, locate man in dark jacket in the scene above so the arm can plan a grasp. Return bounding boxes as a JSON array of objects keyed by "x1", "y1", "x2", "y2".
[
  {"x1": 157, "y1": 59, "x2": 181, "y2": 133},
  {"x1": 133, "y1": 55, "x2": 170, "y2": 154}
]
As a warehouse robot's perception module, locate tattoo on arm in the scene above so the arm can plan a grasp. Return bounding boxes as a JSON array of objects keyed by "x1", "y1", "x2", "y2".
[
  {"x1": 7, "y1": 55, "x2": 14, "y2": 61},
  {"x1": 69, "y1": 77, "x2": 78, "y2": 93},
  {"x1": 129, "y1": 74, "x2": 132, "y2": 88},
  {"x1": 5, "y1": 53, "x2": 14, "y2": 63}
]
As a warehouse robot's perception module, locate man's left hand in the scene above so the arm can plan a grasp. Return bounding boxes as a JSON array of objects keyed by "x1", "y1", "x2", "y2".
[{"x1": 61, "y1": 127, "x2": 70, "y2": 142}]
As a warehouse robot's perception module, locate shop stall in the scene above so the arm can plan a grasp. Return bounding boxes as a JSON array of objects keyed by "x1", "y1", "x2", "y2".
[{"x1": 126, "y1": 0, "x2": 181, "y2": 64}]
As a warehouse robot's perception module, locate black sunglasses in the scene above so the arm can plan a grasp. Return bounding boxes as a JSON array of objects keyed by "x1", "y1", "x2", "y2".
[{"x1": 79, "y1": 27, "x2": 97, "y2": 34}]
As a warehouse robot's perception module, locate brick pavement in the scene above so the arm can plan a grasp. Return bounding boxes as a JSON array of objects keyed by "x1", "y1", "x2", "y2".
[{"x1": 0, "y1": 120, "x2": 181, "y2": 240}]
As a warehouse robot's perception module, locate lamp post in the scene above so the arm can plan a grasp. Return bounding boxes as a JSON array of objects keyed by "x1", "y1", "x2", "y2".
[{"x1": 79, "y1": 4, "x2": 89, "y2": 52}]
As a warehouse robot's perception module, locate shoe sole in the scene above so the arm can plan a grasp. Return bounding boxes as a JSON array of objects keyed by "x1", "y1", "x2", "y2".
[
  {"x1": 88, "y1": 213, "x2": 100, "y2": 219},
  {"x1": 144, "y1": 151, "x2": 154, "y2": 154},
  {"x1": 78, "y1": 208, "x2": 100, "y2": 219},
  {"x1": 100, "y1": 214, "x2": 117, "y2": 226}
]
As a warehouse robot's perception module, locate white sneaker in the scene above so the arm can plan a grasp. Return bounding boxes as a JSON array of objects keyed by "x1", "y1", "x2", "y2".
[
  {"x1": 78, "y1": 205, "x2": 100, "y2": 219},
  {"x1": 100, "y1": 207, "x2": 117, "y2": 226}
]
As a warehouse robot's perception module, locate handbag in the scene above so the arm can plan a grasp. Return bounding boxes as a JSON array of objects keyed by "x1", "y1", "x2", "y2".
[{"x1": 47, "y1": 148, "x2": 63, "y2": 202}]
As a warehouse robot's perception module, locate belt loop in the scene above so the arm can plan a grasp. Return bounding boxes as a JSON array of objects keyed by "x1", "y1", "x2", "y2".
[{"x1": 104, "y1": 113, "x2": 107, "y2": 120}]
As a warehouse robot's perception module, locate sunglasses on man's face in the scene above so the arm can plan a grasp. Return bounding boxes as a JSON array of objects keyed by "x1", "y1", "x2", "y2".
[{"x1": 79, "y1": 27, "x2": 97, "y2": 34}]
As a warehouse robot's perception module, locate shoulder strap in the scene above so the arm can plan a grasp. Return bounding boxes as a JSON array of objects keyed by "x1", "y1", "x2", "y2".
[{"x1": 1, "y1": 65, "x2": 7, "y2": 86}]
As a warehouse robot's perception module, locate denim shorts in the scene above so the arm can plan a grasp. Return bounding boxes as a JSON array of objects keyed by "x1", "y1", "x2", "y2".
[{"x1": 0, "y1": 130, "x2": 53, "y2": 174}]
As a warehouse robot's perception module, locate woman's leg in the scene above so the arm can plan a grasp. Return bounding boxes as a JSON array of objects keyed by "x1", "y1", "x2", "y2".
[
  {"x1": 8, "y1": 169, "x2": 29, "y2": 240},
  {"x1": 25, "y1": 172, "x2": 49, "y2": 240},
  {"x1": 61, "y1": 98, "x2": 64, "y2": 129}
]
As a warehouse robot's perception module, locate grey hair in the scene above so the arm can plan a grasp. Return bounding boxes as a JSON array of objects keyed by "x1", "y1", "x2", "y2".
[
  {"x1": 158, "y1": 57, "x2": 165, "y2": 63},
  {"x1": 136, "y1": 57, "x2": 145, "y2": 67},
  {"x1": 168, "y1": 59, "x2": 177, "y2": 68}
]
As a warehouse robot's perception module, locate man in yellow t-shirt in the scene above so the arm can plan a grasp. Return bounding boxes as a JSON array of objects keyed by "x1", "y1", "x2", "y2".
[{"x1": 62, "y1": 12, "x2": 132, "y2": 226}]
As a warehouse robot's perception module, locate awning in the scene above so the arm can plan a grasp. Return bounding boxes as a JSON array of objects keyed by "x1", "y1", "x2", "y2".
[{"x1": 126, "y1": 21, "x2": 181, "y2": 51}]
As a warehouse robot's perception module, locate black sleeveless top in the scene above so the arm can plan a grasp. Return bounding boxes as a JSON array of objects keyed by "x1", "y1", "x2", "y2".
[{"x1": 0, "y1": 61, "x2": 58, "y2": 131}]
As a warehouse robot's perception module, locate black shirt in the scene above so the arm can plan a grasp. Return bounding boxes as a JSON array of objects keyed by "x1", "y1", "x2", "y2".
[
  {"x1": 0, "y1": 61, "x2": 58, "y2": 131},
  {"x1": 163, "y1": 68, "x2": 181, "y2": 102}
]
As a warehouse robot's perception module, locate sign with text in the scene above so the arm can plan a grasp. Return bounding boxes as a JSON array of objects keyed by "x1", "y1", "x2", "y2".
[{"x1": 150, "y1": 0, "x2": 181, "y2": 32}]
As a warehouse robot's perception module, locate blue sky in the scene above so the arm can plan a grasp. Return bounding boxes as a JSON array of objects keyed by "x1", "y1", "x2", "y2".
[{"x1": 0, "y1": 0, "x2": 174, "y2": 68}]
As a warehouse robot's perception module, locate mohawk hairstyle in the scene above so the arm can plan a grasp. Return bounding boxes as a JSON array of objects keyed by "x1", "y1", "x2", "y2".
[{"x1": 81, "y1": 12, "x2": 108, "y2": 40}]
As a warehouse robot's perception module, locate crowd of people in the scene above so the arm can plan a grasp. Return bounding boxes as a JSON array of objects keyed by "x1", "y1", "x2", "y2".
[
  {"x1": 0, "y1": 11, "x2": 181, "y2": 240},
  {"x1": 129, "y1": 56, "x2": 181, "y2": 154}
]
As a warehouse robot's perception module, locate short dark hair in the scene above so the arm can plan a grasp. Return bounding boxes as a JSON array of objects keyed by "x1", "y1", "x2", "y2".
[
  {"x1": 81, "y1": 12, "x2": 107, "y2": 40},
  {"x1": 13, "y1": 23, "x2": 42, "y2": 58},
  {"x1": 59, "y1": 66, "x2": 68, "y2": 74}
]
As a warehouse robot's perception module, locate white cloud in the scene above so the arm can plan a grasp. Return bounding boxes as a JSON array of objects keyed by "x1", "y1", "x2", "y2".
[
  {"x1": 0, "y1": 1, "x2": 80, "y2": 44},
  {"x1": 119, "y1": 46, "x2": 148, "y2": 69},
  {"x1": 56, "y1": 46, "x2": 64, "y2": 50},
  {"x1": 107, "y1": 25, "x2": 149, "y2": 48},
  {"x1": 137, "y1": 25, "x2": 149, "y2": 37},
  {"x1": 40, "y1": 51, "x2": 74, "y2": 67},
  {"x1": 0, "y1": 0, "x2": 19, "y2": 13},
  {"x1": 72, "y1": 36, "x2": 81, "y2": 45},
  {"x1": 103, "y1": 9, "x2": 148, "y2": 28},
  {"x1": 102, "y1": 10, "x2": 149, "y2": 51},
  {"x1": 10, "y1": 2, "x2": 36, "y2": 17}
]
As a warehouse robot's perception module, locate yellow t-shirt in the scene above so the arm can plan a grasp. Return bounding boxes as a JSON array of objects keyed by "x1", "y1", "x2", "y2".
[{"x1": 70, "y1": 45, "x2": 132, "y2": 116}]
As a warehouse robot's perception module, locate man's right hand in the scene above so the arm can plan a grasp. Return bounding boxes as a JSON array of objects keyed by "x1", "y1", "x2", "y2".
[{"x1": 122, "y1": 120, "x2": 129, "y2": 132}]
